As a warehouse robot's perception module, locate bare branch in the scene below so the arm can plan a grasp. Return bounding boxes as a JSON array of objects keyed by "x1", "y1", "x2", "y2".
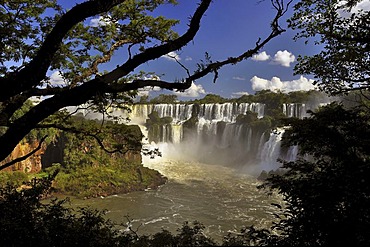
[{"x1": 169, "y1": 53, "x2": 191, "y2": 78}]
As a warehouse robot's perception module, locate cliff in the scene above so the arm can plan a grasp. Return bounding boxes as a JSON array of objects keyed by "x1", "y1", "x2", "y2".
[{"x1": 1, "y1": 140, "x2": 46, "y2": 173}]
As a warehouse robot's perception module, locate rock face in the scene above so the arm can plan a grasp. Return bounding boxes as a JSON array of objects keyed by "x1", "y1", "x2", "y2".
[{"x1": 1, "y1": 140, "x2": 46, "y2": 173}]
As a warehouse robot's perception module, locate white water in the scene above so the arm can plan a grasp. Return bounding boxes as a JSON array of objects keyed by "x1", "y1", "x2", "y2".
[{"x1": 72, "y1": 149, "x2": 282, "y2": 241}]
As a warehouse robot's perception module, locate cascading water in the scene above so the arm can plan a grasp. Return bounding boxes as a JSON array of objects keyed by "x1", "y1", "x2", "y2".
[
  {"x1": 282, "y1": 103, "x2": 307, "y2": 118},
  {"x1": 124, "y1": 102, "x2": 296, "y2": 174},
  {"x1": 257, "y1": 128, "x2": 285, "y2": 172}
]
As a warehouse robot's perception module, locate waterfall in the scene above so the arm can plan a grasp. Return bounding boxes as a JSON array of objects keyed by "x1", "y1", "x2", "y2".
[
  {"x1": 171, "y1": 124, "x2": 183, "y2": 144},
  {"x1": 258, "y1": 128, "x2": 285, "y2": 171},
  {"x1": 282, "y1": 103, "x2": 307, "y2": 118},
  {"x1": 123, "y1": 102, "x2": 302, "y2": 173},
  {"x1": 129, "y1": 102, "x2": 265, "y2": 124},
  {"x1": 285, "y1": 145, "x2": 298, "y2": 162},
  {"x1": 198, "y1": 102, "x2": 264, "y2": 121},
  {"x1": 153, "y1": 104, "x2": 193, "y2": 122}
]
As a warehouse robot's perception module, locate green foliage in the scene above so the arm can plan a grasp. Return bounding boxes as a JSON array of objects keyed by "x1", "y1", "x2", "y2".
[
  {"x1": 146, "y1": 111, "x2": 173, "y2": 125},
  {"x1": 233, "y1": 94, "x2": 254, "y2": 103},
  {"x1": 139, "y1": 95, "x2": 149, "y2": 103},
  {"x1": 46, "y1": 117, "x2": 164, "y2": 198},
  {"x1": 287, "y1": 90, "x2": 322, "y2": 103},
  {"x1": 145, "y1": 111, "x2": 174, "y2": 143},
  {"x1": 222, "y1": 226, "x2": 274, "y2": 246},
  {"x1": 192, "y1": 94, "x2": 228, "y2": 104},
  {"x1": 53, "y1": 162, "x2": 165, "y2": 198},
  {"x1": 0, "y1": 171, "x2": 29, "y2": 187},
  {"x1": 149, "y1": 94, "x2": 178, "y2": 104},
  {"x1": 235, "y1": 112, "x2": 273, "y2": 133},
  {"x1": 289, "y1": 0, "x2": 370, "y2": 94},
  {"x1": 235, "y1": 111, "x2": 259, "y2": 124},
  {"x1": 62, "y1": 117, "x2": 142, "y2": 170},
  {"x1": 260, "y1": 103, "x2": 370, "y2": 246},
  {"x1": 253, "y1": 90, "x2": 287, "y2": 118},
  {"x1": 0, "y1": 174, "x2": 128, "y2": 246},
  {"x1": 126, "y1": 221, "x2": 216, "y2": 247},
  {"x1": 173, "y1": 221, "x2": 216, "y2": 246},
  {"x1": 0, "y1": 1, "x2": 62, "y2": 74}
]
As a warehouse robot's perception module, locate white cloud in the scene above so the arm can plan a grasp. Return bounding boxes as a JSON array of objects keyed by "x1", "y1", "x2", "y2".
[
  {"x1": 354, "y1": 0, "x2": 370, "y2": 11},
  {"x1": 90, "y1": 15, "x2": 112, "y2": 27},
  {"x1": 251, "y1": 75, "x2": 316, "y2": 92},
  {"x1": 185, "y1": 56, "x2": 193, "y2": 61},
  {"x1": 163, "y1": 51, "x2": 181, "y2": 61},
  {"x1": 337, "y1": 0, "x2": 370, "y2": 18},
  {"x1": 252, "y1": 51, "x2": 271, "y2": 61},
  {"x1": 232, "y1": 76, "x2": 246, "y2": 81},
  {"x1": 175, "y1": 82, "x2": 206, "y2": 97},
  {"x1": 272, "y1": 50, "x2": 295, "y2": 67},
  {"x1": 338, "y1": 0, "x2": 370, "y2": 13},
  {"x1": 232, "y1": 91, "x2": 249, "y2": 97},
  {"x1": 137, "y1": 85, "x2": 161, "y2": 97},
  {"x1": 49, "y1": 71, "x2": 65, "y2": 86}
]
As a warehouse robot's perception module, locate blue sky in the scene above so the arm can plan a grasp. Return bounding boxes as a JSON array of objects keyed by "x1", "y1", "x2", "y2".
[
  {"x1": 135, "y1": 0, "x2": 321, "y2": 99},
  {"x1": 56, "y1": 0, "x2": 324, "y2": 99}
]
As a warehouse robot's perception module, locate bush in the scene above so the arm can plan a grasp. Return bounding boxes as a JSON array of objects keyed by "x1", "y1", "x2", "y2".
[
  {"x1": 53, "y1": 162, "x2": 166, "y2": 198},
  {"x1": 0, "y1": 173, "x2": 124, "y2": 246},
  {"x1": 0, "y1": 171, "x2": 29, "y2": 187}
]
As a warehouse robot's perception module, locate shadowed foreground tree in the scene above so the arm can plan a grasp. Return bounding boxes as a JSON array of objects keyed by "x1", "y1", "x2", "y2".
[
  {"x1": 258, "y1": 103, "x2": 370, "y2": 246},
  {"x1": 244, "y1": 1, "x2": 370, "y2": 245},
  {"x1": 0, "y1": 0, "x2": 292, "y2": 170}
]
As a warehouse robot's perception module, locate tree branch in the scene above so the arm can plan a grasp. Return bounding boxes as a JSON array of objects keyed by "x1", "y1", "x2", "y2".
[
  {"x1": 70, "y1": 39, "x2": 133, "y2": 87},
  {"x1": 99, "y1": 0, "x2": 213, "y2": 84}
]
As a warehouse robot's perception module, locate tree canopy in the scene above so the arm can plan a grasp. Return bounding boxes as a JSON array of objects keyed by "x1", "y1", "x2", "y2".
[
  {"x1": 0, "y1": 0, "x2": 292, "y2": 168},
  {"x1": 289, "y1": 0, "x2": 370, "y2": 95}
]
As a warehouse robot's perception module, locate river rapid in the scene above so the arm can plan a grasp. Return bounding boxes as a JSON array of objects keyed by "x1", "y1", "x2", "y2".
[{"x1": 71, "y1": 144, "x2": 281, "y2": 241}]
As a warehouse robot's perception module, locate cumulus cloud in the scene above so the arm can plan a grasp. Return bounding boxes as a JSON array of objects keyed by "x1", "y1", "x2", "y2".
[
  {"x1": 272, "y1": 50, "x2": 295, "y2": 67},
  {"x1": 251, "y1": 75, "x2": 316, "y2": 92},
  {"x1": 338, "y1": 0, "x2": 370, "y2": 14},
  {"x1": 175, "y1": 82, "x2": 206, "y2": 97},
  {"x1": 252, "y1": 51, "x2": 271, "y2": 61},
  {"x1": 353, "y1": 0, "x2": 370, "y2": 11},
  {"x1": 49, "y1": 71, "x2": 65, "y2": 86},
  {"x1": 90, "y1": 15, "x2": 112, "y2": 27},
  {"x1": 163, "y1": 51, "x2": 181, "y2": 61},
  {"x1": 185, "y1": 56, "x2": 193, "y2": 61},
  {"x1": 232, "y1": 91, "x2": 249, "y2": 97},
  {"x1": 232, "y1": 76, "x2": 246, "y2": 81}
]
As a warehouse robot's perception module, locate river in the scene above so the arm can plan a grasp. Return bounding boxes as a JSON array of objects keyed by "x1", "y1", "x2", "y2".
[{"x1": 71, "y1": 147, "x2": 281, "y2": 241}]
